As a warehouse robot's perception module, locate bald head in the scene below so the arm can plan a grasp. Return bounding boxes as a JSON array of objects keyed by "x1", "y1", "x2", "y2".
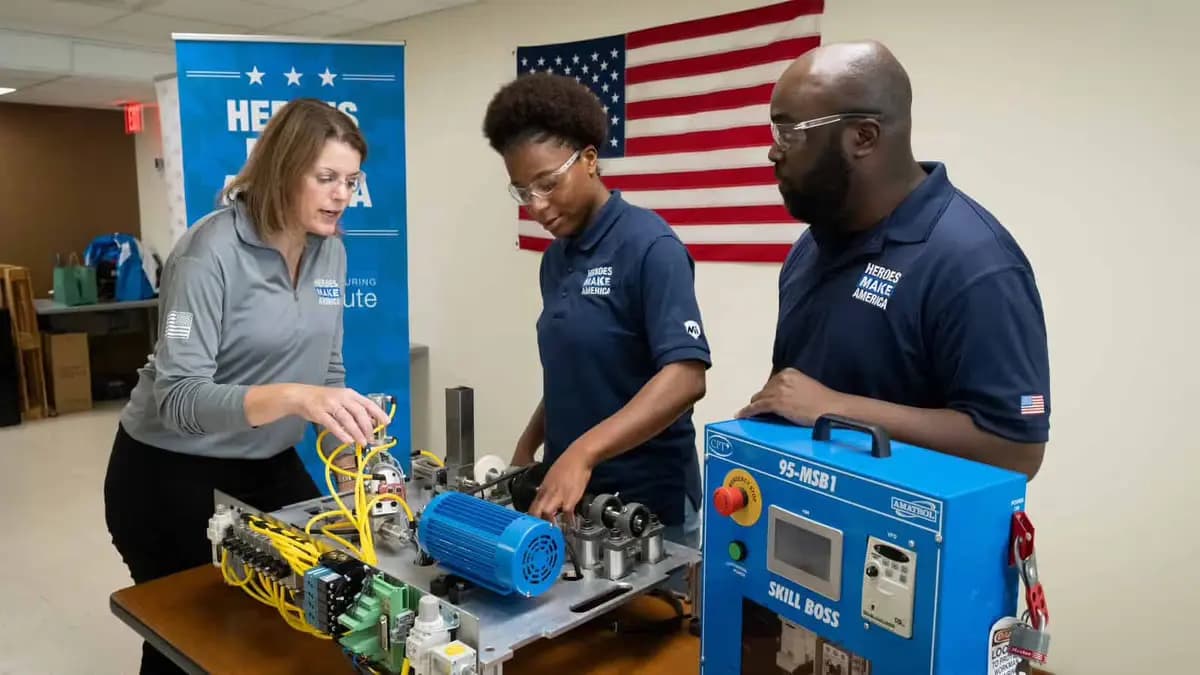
[{"x1": 775, "y1": 41, "x2": 913, "y2": 128}]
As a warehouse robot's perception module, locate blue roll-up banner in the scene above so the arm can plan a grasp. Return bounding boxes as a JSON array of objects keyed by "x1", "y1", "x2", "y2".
[{"x1": 172, "y1": 34, "x2": 411, "y2": 484}]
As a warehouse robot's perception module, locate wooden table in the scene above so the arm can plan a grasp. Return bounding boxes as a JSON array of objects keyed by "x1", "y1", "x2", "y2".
[{"x1": 110, "y1": 566, "x2": 700, "y2": 675}]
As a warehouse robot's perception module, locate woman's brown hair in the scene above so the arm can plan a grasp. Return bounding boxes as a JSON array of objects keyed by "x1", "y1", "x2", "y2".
[{"x1": 221, "y1": 98, "x2": 367, "y2": 238}]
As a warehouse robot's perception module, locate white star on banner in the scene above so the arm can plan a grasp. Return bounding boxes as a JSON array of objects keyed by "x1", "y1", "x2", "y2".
[
  {"x1": 318, "y1": 67, "x2": 337, "y2": 86},
  {"x1": 611, "y1": 49, "x2": 619, "y2": 58},
  {"x1": 610, "y1": 138, "x2": 618, "y2": 147},
  {"x1": 284, "y1": 67, "x2": 302, "y2": 86},
  {"x1": 611, "y1": 115, "x2": 620, "y2": 125},
  {"x1": 572, "y1": 54, "x2": 580, "y2": 64},
  {"x1": 246, "y1": 66, "x2": 264, "y2": 85}
]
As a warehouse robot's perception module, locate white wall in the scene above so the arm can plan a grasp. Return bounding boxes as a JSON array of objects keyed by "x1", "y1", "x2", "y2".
[
  {"x1": 343, "y1": 0, "x2": 1198, "y2": 673},
  {"x1": 133, "y1": 103, "x2": 173, "y2": 264}
]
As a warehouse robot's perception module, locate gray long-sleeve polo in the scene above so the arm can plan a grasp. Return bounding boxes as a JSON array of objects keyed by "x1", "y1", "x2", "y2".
[{"x1": 120, "y1": 200, "x2": 346, "y2": 459}]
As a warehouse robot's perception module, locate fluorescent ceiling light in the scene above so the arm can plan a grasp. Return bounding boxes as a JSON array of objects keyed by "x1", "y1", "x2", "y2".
[{"x1": 0, "y1": 88, "x2": 15, "y2": 96}]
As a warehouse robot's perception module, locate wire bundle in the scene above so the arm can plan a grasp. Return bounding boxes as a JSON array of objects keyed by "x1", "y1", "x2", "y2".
[
  {"x1": 220, "y1": 547, "x2": 330, "y2": 640},
  {"x1": 216, "y1": 404, "x2": 440, "y2": 651},
  {"x1": 309, "y1": 404, "x2": 420, "y2": 565}
]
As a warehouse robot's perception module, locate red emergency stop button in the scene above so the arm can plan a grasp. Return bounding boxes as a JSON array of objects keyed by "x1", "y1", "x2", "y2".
[{"x1": 714, "y1": 487, "x2": 748, "y2": 516}]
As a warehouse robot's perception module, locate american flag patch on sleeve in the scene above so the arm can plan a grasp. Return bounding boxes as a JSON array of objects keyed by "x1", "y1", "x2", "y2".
[
  {"x1": 1020, "y1": 394, "x2": 1045, "y2": 415},
  {"x1": 165, "y1": 310, "x2": 193, "y2": 341}
]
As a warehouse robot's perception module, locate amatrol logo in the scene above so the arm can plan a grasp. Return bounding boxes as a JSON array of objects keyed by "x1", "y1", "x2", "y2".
[
  {"x1": 891, "y1": 497, "x2": 938, "y2": 523},
  {"x1": 707, "y1": 434, "x2": 733, "y2": 457}
]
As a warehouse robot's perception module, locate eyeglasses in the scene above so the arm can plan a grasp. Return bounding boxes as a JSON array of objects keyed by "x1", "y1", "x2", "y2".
[
  {"x1": 508, "y1": 150, "x2": 580, "y2": 206},
  {"x1": 313, "y1": 170, "x2": 364, "y2": 193},
  {"x1": 770, "y1": 113, "x2": 882, "y2": 151}
]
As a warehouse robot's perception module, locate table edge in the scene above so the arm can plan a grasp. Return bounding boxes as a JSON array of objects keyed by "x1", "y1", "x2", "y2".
[{"x1": 109, "y1": 592, "x2": 208, "y2": 675}]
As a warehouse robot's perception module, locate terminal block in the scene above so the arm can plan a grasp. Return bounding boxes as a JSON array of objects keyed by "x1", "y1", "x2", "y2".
[
  {"x1": 338, "y1": 575, "x2": 415, "y2": 673},
  {"x1": 302, "y1": 551, "x2": 368, "y2": 635}
]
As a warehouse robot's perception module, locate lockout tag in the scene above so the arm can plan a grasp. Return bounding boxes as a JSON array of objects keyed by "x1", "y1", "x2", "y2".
[{"x1": 988, "y1": 616, "x2": 1022, "y2": 675}]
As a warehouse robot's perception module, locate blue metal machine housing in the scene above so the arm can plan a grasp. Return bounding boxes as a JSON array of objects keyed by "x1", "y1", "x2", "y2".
[
  {"x1": 700, "y1": 416, "x2": 1027, "y2": 675},
  {"x1": 417, "y1": 491, "x2": 565, "y2": 598}
]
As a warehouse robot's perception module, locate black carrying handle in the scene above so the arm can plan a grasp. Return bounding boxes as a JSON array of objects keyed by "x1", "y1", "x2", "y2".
[{"x1": 812, "y1": 414, "x2": 892, "y2": 458}]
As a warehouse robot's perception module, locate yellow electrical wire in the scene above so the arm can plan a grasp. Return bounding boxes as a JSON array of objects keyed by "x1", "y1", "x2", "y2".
[{"x1": 419, "y1": 450, "x2": 444, "y2": 467}]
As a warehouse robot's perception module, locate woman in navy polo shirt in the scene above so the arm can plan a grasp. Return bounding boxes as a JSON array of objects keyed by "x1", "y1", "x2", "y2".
[{"x1": 482, "y1": 73, "x2": 711, "y2": 546}]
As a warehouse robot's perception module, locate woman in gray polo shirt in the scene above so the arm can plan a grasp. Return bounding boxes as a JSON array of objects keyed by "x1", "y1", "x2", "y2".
[{"x1": 103, "y1": 99, "x2": 387, "y2": 675}]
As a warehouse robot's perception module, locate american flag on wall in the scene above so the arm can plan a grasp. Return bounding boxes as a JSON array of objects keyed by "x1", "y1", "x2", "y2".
[{"x1": 514, "y1": 0, "x2": 823, "y2": 263}]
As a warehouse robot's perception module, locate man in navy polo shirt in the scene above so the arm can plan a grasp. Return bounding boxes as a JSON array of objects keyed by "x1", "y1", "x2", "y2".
[{"x1": 738, "y1": 41, "x2": 1050, "y2": 479}]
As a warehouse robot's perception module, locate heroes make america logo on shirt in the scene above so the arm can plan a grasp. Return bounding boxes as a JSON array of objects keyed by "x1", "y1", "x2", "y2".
[
  {"x1": 852, "y1": 263, "x2": 903, "y2": 311},
  {"x1": 313, "y1": 278, "x2": 342, "y2": 306}
]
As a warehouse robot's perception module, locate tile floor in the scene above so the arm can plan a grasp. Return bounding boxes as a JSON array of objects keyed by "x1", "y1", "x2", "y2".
[{"x1": 0, "y1": 402, "x2": 140, "y2": 675}]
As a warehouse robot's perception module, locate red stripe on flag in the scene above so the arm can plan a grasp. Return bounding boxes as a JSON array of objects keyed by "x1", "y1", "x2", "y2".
[
  {"x1": 626, "y1": 125, "x2": 772, "y2": 155},
  {"x1": 627, "y1": 0, "x2": 825, "y2": 49},
  {"x1": 653, "y1": 205, "x2": 792, "y2": 225},
  {"x1": 604, "y1": 166, "x2": 775, "y2": 191},
  {"x1": 518, "y1": 236, "x2": 552, "y2": 252},
  {"x1": 687, "y1": 243, "x2": 792, "y2": 262},
  {"x1": 627, "y1": 35, "x2": 819, "y2": 85},
  {"x1": 518, "y1": 237, "x2": 792, "y2": 263},
  {"x1": 627, "y1": 83, "x2": 774, "y2": 119}
]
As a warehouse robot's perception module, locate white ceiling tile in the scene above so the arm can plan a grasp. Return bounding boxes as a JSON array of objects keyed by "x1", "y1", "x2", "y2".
[
  {"x1": 250, "y1": 0, "x2": 359, "y2": 12},
  {"x1": 0, "y1": 68, "x2": 61, "y2": 91},
  {"x1": 263, "y1": 13, "x2": 375, "y2": 37},
  {"x1": 0, "y1": 0, "x2": 128, "y2": 29},
  {"x1": 101, "y1": 11, "x2": 252, "y2": 38},
  {"x1": 150, "y1": 0, "x2": 314, "y2": 30},
  {"x1": 338, "y1": 0, "x2": 431, "y2": 22},
  {"x1": 79, "y1": 27, "x2": 176, "y2": 51},
  {"x1": 2, "y1": 75, "x2": 155, "y2": 109}
]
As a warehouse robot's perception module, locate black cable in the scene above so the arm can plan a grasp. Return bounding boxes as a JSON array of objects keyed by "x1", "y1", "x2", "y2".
[
  {"x1": 462, "y1": 464, "x2": 535, "y2": 496},
  {"x1": 561, "y1": 534, "x2": 583, "y2": 581}
]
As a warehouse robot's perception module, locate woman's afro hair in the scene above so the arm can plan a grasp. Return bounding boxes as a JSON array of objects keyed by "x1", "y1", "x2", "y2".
[{"x1": 483, "y1": 72, "x2": 608, "y2": 154}]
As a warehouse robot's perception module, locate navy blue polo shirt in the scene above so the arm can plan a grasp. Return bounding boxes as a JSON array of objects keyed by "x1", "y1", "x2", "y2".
[
  {"x1": 772, "y1": 162, "x2": 1050, "y2": 444},
  {"x1": 537, "y1": 190, "x2": 711, "y2": 526}
]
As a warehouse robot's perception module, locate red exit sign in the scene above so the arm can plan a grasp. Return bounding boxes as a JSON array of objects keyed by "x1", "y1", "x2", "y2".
[{"x1": 124, "y1": 102, "x2": 143, "y2": 134}]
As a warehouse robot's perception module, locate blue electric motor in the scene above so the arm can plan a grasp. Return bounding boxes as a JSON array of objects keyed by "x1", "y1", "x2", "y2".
[{"x1": 417, "y1": 491, "x2": 565, "y2": 597}]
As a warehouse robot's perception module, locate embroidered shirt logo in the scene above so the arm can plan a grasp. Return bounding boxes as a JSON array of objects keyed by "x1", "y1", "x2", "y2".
[
  {"x1": 164, "y1": 311, "x2": 193, "y2": 341},
  {"x1": 852, "y1": 263, "x2": 903, "y2": 311},
  {"x1": 313, "y1": 278, "x2": 342, "y2": 306},
  {"x1": 1020, "y1": 395, "x2": 1045, "y2": 415},
  {"x1": 684, "y1": 320, "x2": 702, "y2": 339},
  {"x1": 581, "y1": 266, "x2": 612, "y2": 296}
]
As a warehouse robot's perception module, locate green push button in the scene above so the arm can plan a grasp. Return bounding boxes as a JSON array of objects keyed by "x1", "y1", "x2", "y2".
[{"x1": 728, "y1": 540, "x2": 747, "y2": 562}]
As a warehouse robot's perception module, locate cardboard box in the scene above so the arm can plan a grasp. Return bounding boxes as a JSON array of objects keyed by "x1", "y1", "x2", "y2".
[{"x1": 43, "y1": 333, "x2": 91, "y2": 414}]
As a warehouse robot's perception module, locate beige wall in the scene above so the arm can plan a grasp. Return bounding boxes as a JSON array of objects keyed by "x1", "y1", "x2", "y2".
[
  {"x1": 344, "y1": 1, "x2": 1197, "y2": 673},
  {"x1": 132, "y1": 103, "x2": 172, "y2": 265}
]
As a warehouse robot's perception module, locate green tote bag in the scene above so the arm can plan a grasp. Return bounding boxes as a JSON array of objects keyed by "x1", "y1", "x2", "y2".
[{"x1": 53, "y1": 253, "x2": 98, "y2": 307}]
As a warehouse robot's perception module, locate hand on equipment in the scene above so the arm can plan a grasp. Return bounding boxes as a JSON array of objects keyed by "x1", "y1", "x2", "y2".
[
  {"x1": 292, "y1": 385, "x2": 391, "y2": 447},
  {"x1": 527, "y1": 444, "x2": 594, "y2": 524},
  {"x1": 736, "y1": 367, "x2": 843, "y2": 426}
]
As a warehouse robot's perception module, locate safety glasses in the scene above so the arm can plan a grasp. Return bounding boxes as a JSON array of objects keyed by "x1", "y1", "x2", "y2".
[{"x1": 770, "y1": 113, "x2": 882, "y2": 151}]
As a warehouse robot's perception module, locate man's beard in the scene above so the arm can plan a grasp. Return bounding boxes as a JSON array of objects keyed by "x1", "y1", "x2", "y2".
[{"x1": 779, "y1": 137, "x2": 852, "y2": 245}]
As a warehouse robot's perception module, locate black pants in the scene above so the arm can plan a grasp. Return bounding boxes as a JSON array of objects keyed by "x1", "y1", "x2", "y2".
[{"x1": 104, "y1": 424, "x2": 321, "y2": 675}]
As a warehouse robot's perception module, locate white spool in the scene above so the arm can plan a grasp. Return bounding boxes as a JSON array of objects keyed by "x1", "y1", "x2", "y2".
[{"x1": 473, "y1": 454, "x2": 508, "y2": 485}]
